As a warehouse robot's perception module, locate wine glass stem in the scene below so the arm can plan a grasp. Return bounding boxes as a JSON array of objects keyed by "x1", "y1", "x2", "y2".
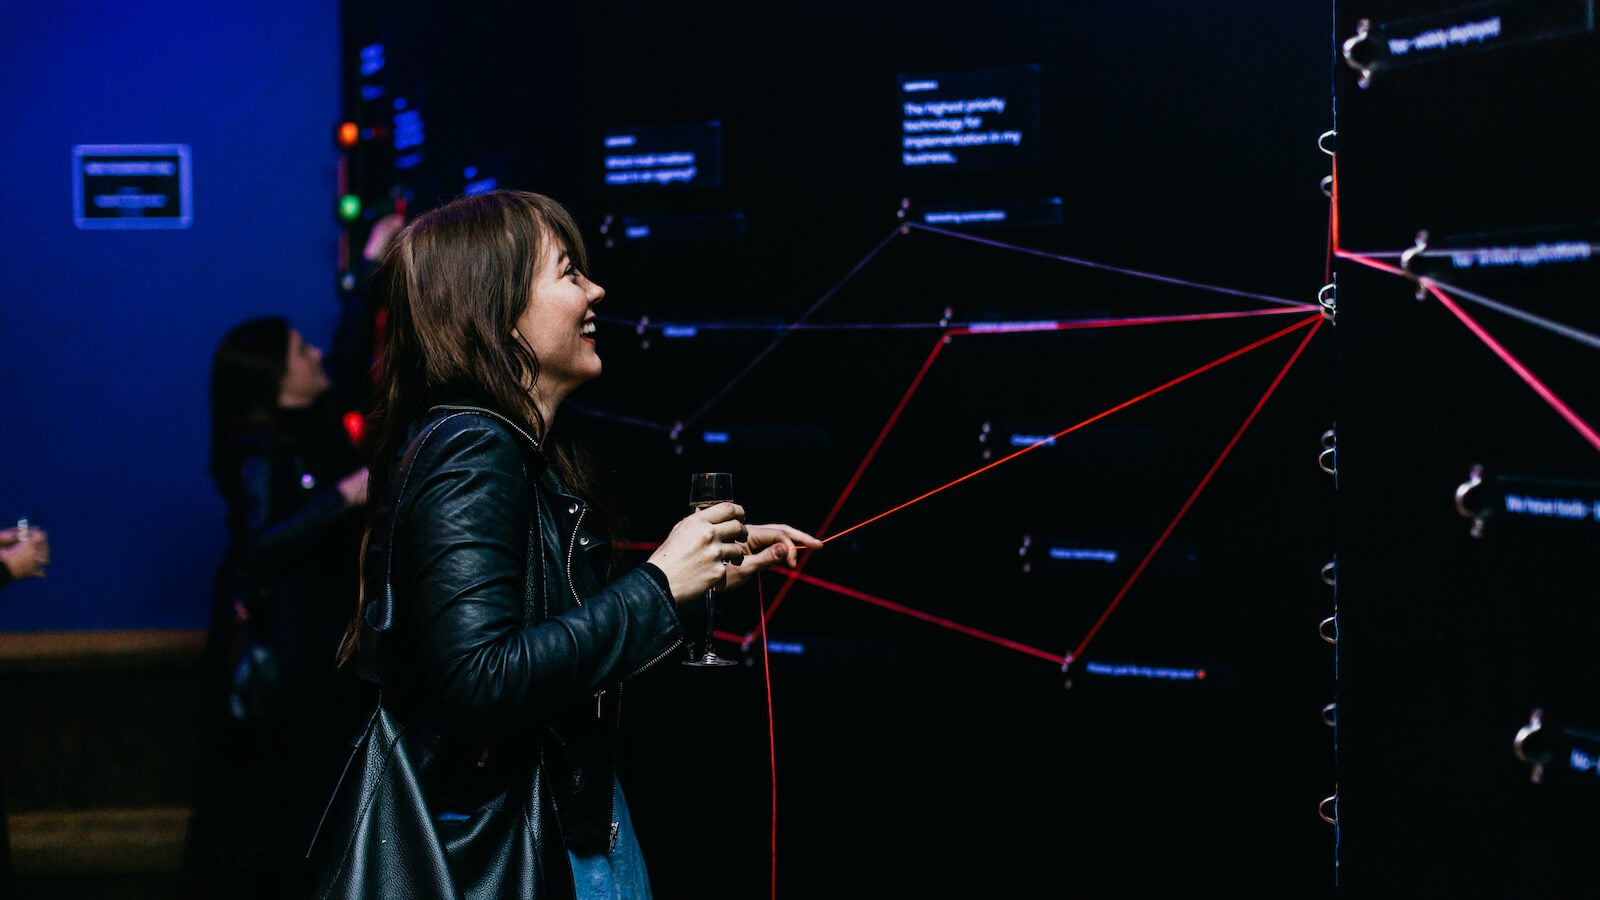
[{"x1": 703, "y1": 588, "x2": 717, "y2": 653}]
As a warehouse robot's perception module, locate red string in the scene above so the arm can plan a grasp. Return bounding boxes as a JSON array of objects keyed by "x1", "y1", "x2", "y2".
[
  {"x1": 1069, "y1": 315, "x2": 1325, "y2": 665},
  {"x1": 1423, "y1": 281, "x2": 1600, "y2": 452},
  {"x1": 821, "y1": 314, "x2": 1322, "y2": 546},
  {"x1": 1327, "y1": 154, "x2": 1340, "y2": 273},
  {"x1": 757, "y1": 577, "x2": 777, "y2": 900},
  {"x1": 1336, "y1": 250, "x2": 1600, "y2": 453},
  {"x1": 751, "y1": 332, "x2": 952, "y2": 633},
  {"x1": 772, "y1": 567, "x2": 1068, "y2": 665},
  {"x1": 945, "y1": 306, "x2": 1310, "y2": 336}
]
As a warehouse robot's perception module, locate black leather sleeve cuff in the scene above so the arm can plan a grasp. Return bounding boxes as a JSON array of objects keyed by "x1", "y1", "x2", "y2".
[{"x1": 635, "y1": 561, "x2": 671, "y2": 598}]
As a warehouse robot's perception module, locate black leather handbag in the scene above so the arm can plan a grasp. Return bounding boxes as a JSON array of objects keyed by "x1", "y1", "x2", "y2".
[
  {"x1": 297, "y1": 696, "x2": 455, "y2": 899},
  {"x1": 296, "y1": 407, "x2": 568, "y2": 900}
]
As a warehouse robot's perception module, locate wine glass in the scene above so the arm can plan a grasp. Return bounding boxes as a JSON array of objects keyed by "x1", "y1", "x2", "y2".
[{"x1": 684, "y1": 472, "x2": 740, "y2": 667}]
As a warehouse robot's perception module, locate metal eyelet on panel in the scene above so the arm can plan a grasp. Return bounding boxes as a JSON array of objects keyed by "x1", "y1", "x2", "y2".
[{"x1": 567, "y1": 502, "x2": 580, "y2": 515}]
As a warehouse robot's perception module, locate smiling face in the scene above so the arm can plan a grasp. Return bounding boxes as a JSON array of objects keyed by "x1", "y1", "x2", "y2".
[
  {"x1": 278, "y1": 328, "x2": 330, "y2": 408},
  {"x1": 514, "y1": 233, "x2": 605, "y2": 417}
]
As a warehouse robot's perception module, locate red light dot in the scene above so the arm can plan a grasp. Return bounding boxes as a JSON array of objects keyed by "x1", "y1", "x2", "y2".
[{"x1": 342, "y1": 411, "x2": 366, "y2": 447}]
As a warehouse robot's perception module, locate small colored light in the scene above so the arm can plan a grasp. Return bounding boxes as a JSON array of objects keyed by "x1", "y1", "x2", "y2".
[
  {"x1": 337, "y1": 121, "x2": 360, "y2": 147},
  {"x1": 338, "y1": 194, "x2": 362, "y2": 221},
  {"x1": 342, "y1": 411, "x2": 366, "y2": 447}
]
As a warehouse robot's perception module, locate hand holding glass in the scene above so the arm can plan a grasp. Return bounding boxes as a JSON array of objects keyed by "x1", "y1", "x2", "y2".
[{"x1": 684, "y1": 472, "x2": 739, "y2": 667}]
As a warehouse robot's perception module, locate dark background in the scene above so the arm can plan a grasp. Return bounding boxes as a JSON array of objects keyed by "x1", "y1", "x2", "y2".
[
  {"x1": 1334, "y1": 1, "x2": 1600, "y2": 896},
  {"x1": 339, "y1": 0, "x2": 1340, "y2": 895},
  {"x1": 8, "y1": 0, "x2": 1594, "y2": 896}
]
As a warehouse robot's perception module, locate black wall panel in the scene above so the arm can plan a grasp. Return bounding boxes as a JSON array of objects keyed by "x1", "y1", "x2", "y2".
[{"x1": 339, "y1": 2, "x2": 1342, "y2": 894}]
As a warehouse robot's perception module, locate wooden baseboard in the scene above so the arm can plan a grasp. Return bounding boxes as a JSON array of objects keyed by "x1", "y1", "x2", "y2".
[
  {"x1": 0, "y1": 630, "x2": 205, "y2": 673},
  {"x1": 8, "y1": 806, "x2": 190, "y2": 875}
]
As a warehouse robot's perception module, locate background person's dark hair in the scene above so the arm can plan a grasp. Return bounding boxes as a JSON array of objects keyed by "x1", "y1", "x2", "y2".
[{"x1": 208, "y1": 315, "x2": 290, "y2": 492}]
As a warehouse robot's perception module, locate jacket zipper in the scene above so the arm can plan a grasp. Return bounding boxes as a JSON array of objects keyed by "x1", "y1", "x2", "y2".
[
  {"x1": 565, "y1": 503, "x2": 625, "y2": 852},
  {"x1": 563, "y1": 493, "x2": 684, "y2": 853}
]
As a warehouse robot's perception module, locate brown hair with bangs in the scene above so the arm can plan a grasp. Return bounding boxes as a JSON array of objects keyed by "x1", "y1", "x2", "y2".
[{"x1": 337, "y1": 189, "x2": 610, "y2": 666}]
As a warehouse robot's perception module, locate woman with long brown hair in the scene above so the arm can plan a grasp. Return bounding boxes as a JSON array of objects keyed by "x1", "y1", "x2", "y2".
[{"x1": 315, "y1": 189, "x2": 818, "y2": 899}]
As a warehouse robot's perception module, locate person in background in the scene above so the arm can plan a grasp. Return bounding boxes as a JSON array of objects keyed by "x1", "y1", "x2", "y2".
[
  {"x1": 182, "y1": 315, "x2": 371, "y2": 900},
  {"x1": 0, "y1": 519, "x2": 49, "y2": 899},
  {"x1": 317, "y1": 189, "x2": 821, "y2": 899},
  {"x1": 0, "y1": 522, "x2": 48, "y2": 591}
]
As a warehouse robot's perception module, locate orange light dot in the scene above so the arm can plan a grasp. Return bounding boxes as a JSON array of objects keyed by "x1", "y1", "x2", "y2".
[{"x1": 337, "y1": 121, "x2": 360, "y2": 147}]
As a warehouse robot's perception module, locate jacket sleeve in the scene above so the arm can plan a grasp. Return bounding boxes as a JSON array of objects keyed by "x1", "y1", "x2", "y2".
[
  {"x1": 400, "y1": 419, "x2": 683, "y2": 735},
  {"x1": 238, "y1": 445, "x2": 354, "y2": 570}
]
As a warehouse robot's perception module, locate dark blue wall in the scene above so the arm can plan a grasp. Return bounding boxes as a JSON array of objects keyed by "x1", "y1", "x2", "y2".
[{"x1": 0, "y1": 2, "x2": 341, "y2": 632}]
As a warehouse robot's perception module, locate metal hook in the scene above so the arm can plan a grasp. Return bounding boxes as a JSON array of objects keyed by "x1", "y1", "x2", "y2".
[
  {"x1": 1318, "y1": 281, "x2": 1337, "y2": 324},
  {"x1": 1317, "y1": 129, "x2": 1336, "y2": 157},
  {"x1": 1514, "y1": 708, "x2": 1546, "y2": 784},
  {"x1": 1454, "y1": 463, "x2": 1487, "y2": 538},
  {"x1": 1321, "y1": 702, "x2": 1337, "y2": 727},
  {"x1": 1342, "y1": 19, "x2": 1374, "y2": 89},
  {"x1": 1320, "y1": 560, "x2": 1338, "y2": 587},
  {"x1": 1318, "y1": 446, "x2": 1338, "y2": 477},
  {"x1": 1401, "y1": 230, "x2": 1430, "y2": 300},
  {"x1": 1319, "y1": 614, "x2": 1338, "y2": 645},
  {"x1": 1319, "y1": 174, "x2": 1334, "y2": 199},
  {"x1": 1318, "y1": 791, "x2": 1339, "y2": 825}
]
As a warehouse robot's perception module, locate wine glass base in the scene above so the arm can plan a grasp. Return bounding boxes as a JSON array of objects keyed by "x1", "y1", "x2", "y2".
[{"x1": 682, "y1": 652, "x2": 740, "y2": 667}]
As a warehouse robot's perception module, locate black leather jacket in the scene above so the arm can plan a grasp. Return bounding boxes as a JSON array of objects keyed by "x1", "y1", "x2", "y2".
[
  {"x1": 209, "y1": 406, "x2": 366, "y2": 719},
  {"x1": 357, "y1": 404, "x2": 687, "y2": 880}
]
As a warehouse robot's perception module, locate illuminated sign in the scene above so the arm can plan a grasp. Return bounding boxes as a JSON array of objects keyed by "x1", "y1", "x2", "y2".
[{"x1": 73, "y1": 144, "x2": 192, "y2": 230}]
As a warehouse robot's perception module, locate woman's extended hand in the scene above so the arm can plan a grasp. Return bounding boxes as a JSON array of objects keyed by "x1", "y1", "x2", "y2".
[
  {"x1": 647, "y1": 501, "x2": 751, "y2": 604},
  {"x1": 722, "y1": 524, "x2": 822, "y2": 592}
]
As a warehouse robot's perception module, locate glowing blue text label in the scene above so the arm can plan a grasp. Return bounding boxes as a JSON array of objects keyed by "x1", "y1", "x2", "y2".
[
  {"x1": 1449, "y1": 242, "x2": 1592, "y2": 269},
  {"x1": 1049, "y1": 547, "x2": 1119, "y2": 563},
  {"x1": 600, "y1": 122, "x2": 721, "y2": 188},
  {"x1": 605, "y1": 167, "x2": 697, "y2": 186},
  {"x1": 1503, "y1": 493, "x2": 1598, "y2": 521},
  {"x1": 1084, "y1": 662, "x2": 1204, "y2": 681},
  {"x1": 1387, "y1": 16, "x2": 1501, "y2": 55},
  {"x1": 965, "y1": 321, "x2": 1059, "y2": 334},
  {"x1": 393, "y1": 110, "x2": 424, "y2": 150},
  {"x1": 924, "y1": 209, "x2": 1006, "y2": 224},
  {"x1": 83, "y1": 162, "x2": 174, "y2": 176},
  {"x1": 898, "y1": 64, "x2": 1038, "y2": 170},
  {"x1": 93, "y1": 194, "x2": 167, "y2": 209}
]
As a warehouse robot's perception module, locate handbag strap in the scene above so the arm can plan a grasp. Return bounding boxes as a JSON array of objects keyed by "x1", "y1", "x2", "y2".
[{"x1": 358, "y1": 404, "x2": 544, "y2": 682}]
